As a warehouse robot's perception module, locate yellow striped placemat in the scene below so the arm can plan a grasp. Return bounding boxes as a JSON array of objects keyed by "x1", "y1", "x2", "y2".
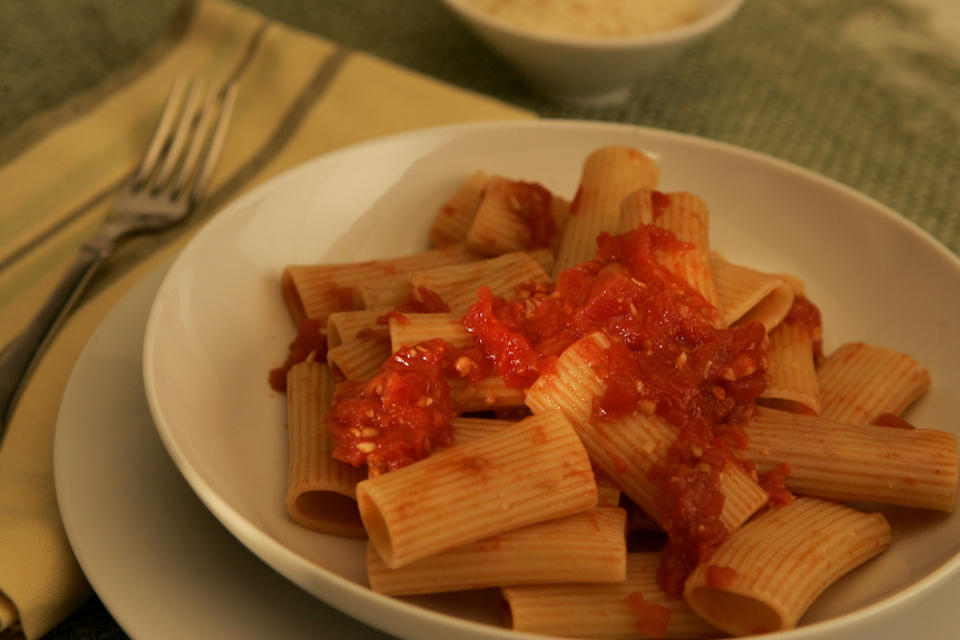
[{"x1": 0, "y1": 0, "x2": 531, "y2": 637}]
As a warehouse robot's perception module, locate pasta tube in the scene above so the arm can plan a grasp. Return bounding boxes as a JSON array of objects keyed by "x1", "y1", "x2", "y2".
[
  {"x1": 758, "y1": 319, "x2": 820, "y2": 415},
  {"x1": 503, "y1": 553, "x2": 718, "y2": 639},
  {"x1": 428, "y1": 170, "x2": 490, "y2": 247},
  {"x1": 683, "y1": 498, "x2": 891, "y2": 636},
  {"x1": 465, "y1": 175, "x2": 571, "y2": 256},
  {"x1": 817, "y1": 342, "x2": 931, "y2": 425},
  {"x1": 282, "y1": 244, "x2": 478, "y2": 323},
  {"x1": 410, "y1": 251, "x2": 552, "y2": 314},
  {"x1": 554, "y1": 146, "x2": 660, "y2": 275},
  {"x1": 525, "y1": 332, "x2": 768, "y2": 530},
  {"x1": 449, "y1": 416, "x2": 516, "y2": 445},
  {"x1": 744, "y1": 406, "x2": 958, "y2": 511},
  {"x1": 366, "y1": 507, "x2": 626, "y2": 595},
  {"x1": 327, "y1": 337, "x2": 390, "y2": 381},
  {"x1": 356, "y1": 410, "x2": 598, "y2": 568},
  {"x1": 327, "y1": 307, "x2": 389, "y2": 348},
  {"x1": 389, "y1": 312, "x2": 473, "y2": 352},
  {"x1": 284, "y1": 360, "x2": 366, "y2": 537},
  {"x1": 619, "y1": 189, "x2": 721, "y2": 315},
  {"x1": 711, "y1": 255, "x2": 794, "y2": 332}
]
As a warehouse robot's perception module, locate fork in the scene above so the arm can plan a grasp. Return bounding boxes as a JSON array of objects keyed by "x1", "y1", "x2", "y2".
[{"x1": 0, "y1": 76, "x2": 238, "y2": 441}]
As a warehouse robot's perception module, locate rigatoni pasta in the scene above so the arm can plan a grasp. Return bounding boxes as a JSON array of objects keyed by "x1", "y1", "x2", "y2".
[
  {"x1": 326, "y1": 307, "x2": 388, "y2": 348},
  {"x1": 757, "y1": 286, "x2": 822, "y2": 415},
  {"x1": 553, "y1": 146, "x2": 660, "y2": 275},
  {"x1": 743, "y1": 406, "x2": 958, "y2": 511},
  {"x1": 683, "y1": 498, "x2": 891, "y2": 635},
  {"x1": 619, "y1": 188, "x2": 721, "y2": 316},
  {"x1": 366, "y1": 507, "x2": 626, "y2": 595},
  {"x1": 817, "y1": 341, "x2": 931, "y2": 425},
  {"x1": 464, "y1": 174, "x2": 571, "y2": 256},
  {"x1": 355, "y1": 410, "x2": 597, "y2": 568},
  {"x1": 409, "y1": 250, "x2": 553, "y2": 314},
  {"x1": 711, "y1": 255, "x2": 794, "y2": 332},
  {"x1": 282, "y1": 244, "x2": 479, "y2": 323},
  {"x1": 525, "y1": 331, "x2": 769, "y2": 532},
  {"x1": 326, "y1": 336, "x2": 390, "y2": 381},
  {"x1": 266, "y1": 144, "x2": 958, "y2": 638},
  {"x1": 284, "y1": 360, "x2": 366, "y2": 537},
  {"x1": 503, "y1": 553, "x2": 719, "y2": 639},
  {"x1": 388, "y1": 312, "x2": 472, "y2": 352},
  {"x1": 428, "y1": 169, "x2": 489, "y2": 248}
]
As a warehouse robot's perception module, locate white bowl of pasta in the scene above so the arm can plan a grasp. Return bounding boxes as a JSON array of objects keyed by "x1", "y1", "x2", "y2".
[
  {"x1": 439, "y1": 0, "x2": 745, "y2": 105},
  {"x1": 143, "y1": 120, "x2": 960, "y2": 640}
]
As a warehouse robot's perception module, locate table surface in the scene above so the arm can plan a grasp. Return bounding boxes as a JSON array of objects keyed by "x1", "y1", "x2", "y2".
[{"x1": 2, "y1": 1, "x2": 958, "y2": 638}]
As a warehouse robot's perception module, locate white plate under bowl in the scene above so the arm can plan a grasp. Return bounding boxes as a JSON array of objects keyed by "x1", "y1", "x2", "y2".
[
  {"x1": 54, "y1": 262, "x2": 392, "y2": 639},
  {"x1": 142, "y1": 120, "x2": 960, "y2": 640}
]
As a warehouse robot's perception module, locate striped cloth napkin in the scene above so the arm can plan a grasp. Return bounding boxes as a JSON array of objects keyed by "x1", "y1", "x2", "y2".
[{"x1": 0, "y1": 0, "x2": 531, "y2": 636}]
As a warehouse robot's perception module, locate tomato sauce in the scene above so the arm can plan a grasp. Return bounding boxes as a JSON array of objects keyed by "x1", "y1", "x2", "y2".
[
  {"x1": 502, "y1": 180, "x2": 557, "y2": 248},
  {"x1": 705, "y1": 564, "x2": 739, "y2": 589},
  {"x1": 377, "y1": 286, "x2": 450, "y2": 326},
  {"x1": 463, "y1": 227, "x2": 724, "y2": 388},
  {"x1": 651, "y1": 189, "x2": 670, "y2": 218},
  {"x1": 624, "y1": 592, "x2": 671, "y2": 638},
  {"x1": 464, "y1": 225, "x2": 768, "y2": 595},
  {"x1": 316, "y1": 223, "x2": 770, "y2": 593},
  {"x1": 268, "y1": 317, "x2": 328, "y2": 392},
  {"x1": 785, "y1": 294, "x2": 823, "y2": 362},
  {"x1": 650, "y1": 418, "x2": 743, "y2": 596},
  {"x1": 758, "y1": 463, "x2": 794, "y2": 506},
  {"x1": 324, "y1": 338, "x2": 491, "y2": 474},
  {"x1": 325, "y1": 338, "x2": 454, "y2": 474},
  {"x1": 324, "y1": 283, "x2": 359, "y2": 313}
]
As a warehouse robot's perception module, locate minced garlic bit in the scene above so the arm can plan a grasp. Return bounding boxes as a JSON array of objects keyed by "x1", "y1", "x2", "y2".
[
  {"x1": 636, "y1": 399, "x2": 656, "y2": 415},
  {"x1": 462, "y1": 0, "x2": 704, "y2": 39},
  {"x1": 454, "y1": 355, "x2": 478, "y2": 376}
]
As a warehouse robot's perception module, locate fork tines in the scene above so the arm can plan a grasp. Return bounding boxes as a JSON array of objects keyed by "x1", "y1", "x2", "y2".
[{"x1": 133, "y1": 76, "x2": 238, "y2": 204}]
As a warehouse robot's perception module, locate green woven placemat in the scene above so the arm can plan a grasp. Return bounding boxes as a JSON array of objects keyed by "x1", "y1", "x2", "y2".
[{"x1": 4, "y1": 0, "x2": 957, "y2": 255}]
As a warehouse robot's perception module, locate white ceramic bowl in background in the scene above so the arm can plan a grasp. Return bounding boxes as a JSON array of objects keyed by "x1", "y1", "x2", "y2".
[{"x1": 440, "y1": 0, "x2": 745, "y2": 105}]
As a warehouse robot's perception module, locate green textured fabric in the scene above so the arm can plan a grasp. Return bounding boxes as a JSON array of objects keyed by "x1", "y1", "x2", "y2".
[
  {"x1": 1, "y1": 1, "x2": 955, "y2": 638},
  {"x1": 3, "y1": 1, "x2": 958, "y2": 256}
]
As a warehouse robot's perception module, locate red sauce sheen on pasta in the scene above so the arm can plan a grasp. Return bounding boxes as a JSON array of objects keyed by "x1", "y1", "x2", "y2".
[
  {"x1": 758, "y1": 463, "x2": 794, "y2": 506},
  {"x1": 651, "y1": 189, "x2": 671, "y2": 218},
  {"x1": 705, "y1": 564, "x2": 739, "y2": 588},
  {"x1": 268, "y1": 317, "x2": 328, "y2": 392},
  {"x1": 624, "y1": 592, "x2": 671, "y2": 638},
  {"x1": 784, "y1": 294, "x2": 823, "y2": 361},
  {"x1": 503, "y1": 180, "x2": 557, "y2": 248},
  {"x1": 377, "y1": 286, "x2": 450, "y2": 326},
  {"x1": 325, "y1": 283, "x2": 359, "y2": 313}
]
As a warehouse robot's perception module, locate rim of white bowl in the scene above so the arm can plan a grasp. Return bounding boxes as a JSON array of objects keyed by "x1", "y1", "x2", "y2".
[{"x1": 441, "y1": 0, "x2": 746, "y2": 49}]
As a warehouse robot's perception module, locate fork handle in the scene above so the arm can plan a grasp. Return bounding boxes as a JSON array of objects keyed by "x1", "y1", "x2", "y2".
[{"x1": 0, "y1": 245, "x2": 107, "y2": 437}]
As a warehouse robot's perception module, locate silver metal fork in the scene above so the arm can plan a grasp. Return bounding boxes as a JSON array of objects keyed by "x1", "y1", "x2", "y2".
[{"x1": 0, "y1": 76, "x2": 238, "y2": 441}]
